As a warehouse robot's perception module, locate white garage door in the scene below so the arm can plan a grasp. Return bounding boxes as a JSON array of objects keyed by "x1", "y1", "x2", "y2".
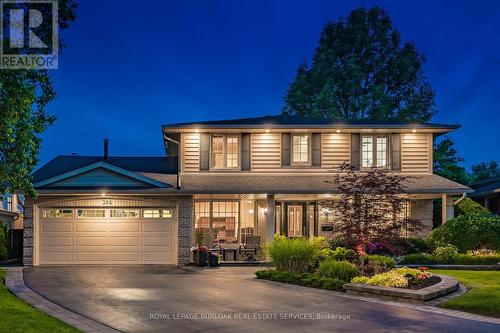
[{"x1": 39, "y1": 208, "x2": 177, "y2": 264}]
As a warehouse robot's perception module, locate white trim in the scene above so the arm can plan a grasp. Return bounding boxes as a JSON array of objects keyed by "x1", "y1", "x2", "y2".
[{"x1": 34, "y1": 161, "x2": 171, "y2": 188}]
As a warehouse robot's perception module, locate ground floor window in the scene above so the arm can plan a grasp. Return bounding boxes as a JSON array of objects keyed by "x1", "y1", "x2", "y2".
[{"x1": 194, "y1": 201, "x2": 244, "y2": 244}]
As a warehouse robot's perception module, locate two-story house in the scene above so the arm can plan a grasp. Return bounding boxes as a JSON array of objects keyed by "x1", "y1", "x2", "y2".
[{"x1": 25, "y1": 115, "x2": 471, "y2": 266}]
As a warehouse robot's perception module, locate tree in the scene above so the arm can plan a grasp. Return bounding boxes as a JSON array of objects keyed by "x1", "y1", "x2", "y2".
[
  {"x1": 0, "y1": 1, "x2": 77, "y2": 196},
  {"x1": 321, "y1": 162, "x2": 424, "y2": 249},
  {"x1": 433, "y1": 136, "x2": 468, "y2": 184},
  {"x1": 283, "y1": 7, "x2": 436, "y2": 122},
  {"x1": 470, "y1": 160, "x2": 500, "y2": 183}
]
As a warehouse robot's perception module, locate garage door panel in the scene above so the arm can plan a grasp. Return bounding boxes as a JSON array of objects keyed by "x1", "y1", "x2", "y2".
[
  {"x1": 75, "y1": 252, "x2": 108, "y2": 261},
  {"x1": 108, "y1": 236, "x2": 139, "y2": 246},
  {"x1": 142, "y1": 245, "x2": 171, "y2": 252},
  {"x1": 76, "y1": 236, "x2": 107, "y2": 246},
  {"x1": 142, "y1": 252, "x2": 175, "y2": 262},
  {"x1": 142, "y1": 236, "x2": 171, "y2": 246},
  {"x1": 109, "y1": 252, "x2": 140, "y2": 261},
  {"x1": 40, "y1": 206, "x2": 177, "y2": 265},
  {"x1": 41, "y1": 252, "x2": 73, "y2": 262},
  {"x1": 76, "y1": 222, "x2": 108, "y2": 232},
  {"x1": 43, "y1": 223, "x2": 73, "y2": 232},
  {"x1": 108, "y1": 223, "x2": 139, "y2": 232},
  {"x1": 41, "y1": 236, "x2": 73, "y2": 246},
  {"x1": 143, "y1": 222, "x2": 173, "y2": 233}
]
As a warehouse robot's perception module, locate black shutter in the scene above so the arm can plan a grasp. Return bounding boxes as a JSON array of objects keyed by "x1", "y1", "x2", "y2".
[
  {"x1": 391, "y1": 133, "x2": 401, "y2": 171},
  {"x1": 241, "y1": 133, "x2": 251, "y2": 170},
  {"x1": 312, "y1": 133, "x2": 321, "y2": 166},
  {"x1": 351, "y1": 133, "x2": 360, "y2": 170},
  {"x1": 199, "y1": 133, "x2": 210, "y2": 170},
  {"x1": 281, "y1": 133, "x2": 291, "y2": 166}
]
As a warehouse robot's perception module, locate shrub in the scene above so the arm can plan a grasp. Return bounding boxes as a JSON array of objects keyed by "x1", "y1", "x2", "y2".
[
  {"x1": 268, "y1": 235, "x2": 320, "y2": 272},
  {"x1": 317, "y1": 259, "x2": 358, "y2": 282},
  {"x1": 330, "y1": 247, "x2": 358, "y2": 262},
  {"x1": 0, "y1": 222, "x2": 8, "y2": 260},
  {"x1": 400, "y1": 254, "x2": 436, "y2": 265},
  {"x1": 365, "y1": 255, "x2": 396, "y2": 269},
  {"x1": 432, "y1": 244, "x2": 459, "y2": 263},
  {"x1": 255, "y1": 269, "x2": 345, "y2": 291},
  {"x1": 406, "y1": 237, "x2": 429, "y2": 254},
  {"x1": 427, "y1": 213, "x2": 500, "y2": 252},
  {"x1": 455, "y1": 198, "x2": 490, "y2": 216},
  {"x1": 450, "y1": 254, "x2": 500, "y2": 265},
  {"x1": 364, "y1": 271, "x2": 409, "y2": 288},
  {"x1": 351, "y1": 276, "x2": 369, "y2": 284},
  {"x1": 393, "y1": 267, "x2": 424, "y2": 278}
]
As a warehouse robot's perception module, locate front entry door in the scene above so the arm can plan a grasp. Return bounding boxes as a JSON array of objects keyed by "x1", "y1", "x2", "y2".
[{"x1": 287, "y1": 205, "x2": 303, "y2": 237}]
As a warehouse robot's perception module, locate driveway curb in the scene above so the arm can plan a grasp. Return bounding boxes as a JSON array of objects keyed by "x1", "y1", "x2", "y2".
[
  {"x1": 255, "y1": 278, "x2": 500, "y2": 325},
  {"x1": 5, "y1": 267, "x2": 123, "y2": 333}
]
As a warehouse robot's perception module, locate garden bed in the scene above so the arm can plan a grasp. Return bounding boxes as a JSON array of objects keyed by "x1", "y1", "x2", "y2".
[{"x1": 344, "y1": 274, "x2": 459, "y2": 304}]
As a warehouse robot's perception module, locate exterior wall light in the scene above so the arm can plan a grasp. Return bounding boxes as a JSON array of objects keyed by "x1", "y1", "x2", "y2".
[
  {"x1": 336, "y1": 129, "x2": 341, "y2": 133},
  {"x1": 265, "y1": 129, "x2": 270, "y2": 133},
  {"x1": 412, "y1": 129, "x2": 417, "y2": 133},
  {"x1": 194, "y1": 128, "x2": 200, "y2": 133},
  {"x1": 101, "y1": 193, "x2": 106, "y2": 197}
]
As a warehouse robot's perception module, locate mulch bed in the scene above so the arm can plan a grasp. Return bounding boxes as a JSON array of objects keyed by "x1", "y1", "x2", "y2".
[{"x1": 407, "y1": 276, "x2": 441, "y2": 290}]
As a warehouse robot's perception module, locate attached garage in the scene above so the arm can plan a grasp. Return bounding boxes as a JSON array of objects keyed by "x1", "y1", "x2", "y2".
[{"x1": 37, "y1": 202, "x2": 178, "y2": 265}]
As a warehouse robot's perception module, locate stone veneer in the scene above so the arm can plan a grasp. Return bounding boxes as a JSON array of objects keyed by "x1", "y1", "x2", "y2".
[{"x1": 22, "y1": 195, "x2": 193, "y2": 266}]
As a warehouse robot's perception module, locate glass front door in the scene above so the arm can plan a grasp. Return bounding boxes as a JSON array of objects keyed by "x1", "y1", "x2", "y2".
[{"x1": 287, "y1": 205, "x2": 303, "y2": 237}]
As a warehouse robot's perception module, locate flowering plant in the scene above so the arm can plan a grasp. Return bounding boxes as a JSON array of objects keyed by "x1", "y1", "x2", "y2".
[
  {"x1": 417, "y1": 266, "x2": 428, "y2": 272},
  {"x1": 194, "y1": 245, "x2": 208, "y2": 254}
]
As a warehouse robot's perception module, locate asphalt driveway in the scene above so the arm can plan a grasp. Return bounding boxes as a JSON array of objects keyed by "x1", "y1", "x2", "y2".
[{"x1": 24, "y1": 266, "x2": 499, "y2": 333}]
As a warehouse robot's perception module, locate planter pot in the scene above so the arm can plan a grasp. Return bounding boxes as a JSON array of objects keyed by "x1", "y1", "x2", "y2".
[
  {"x1": 195, "y1": 253, "x2": 208, "y2": 267},
  {"x1": 208, "y1": 255, "x2": 219, "y2": 267}
]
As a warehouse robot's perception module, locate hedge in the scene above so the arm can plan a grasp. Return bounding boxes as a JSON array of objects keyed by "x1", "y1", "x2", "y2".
[{"x1": 255, "y1": 269, "x2": 345, "y2": 291}]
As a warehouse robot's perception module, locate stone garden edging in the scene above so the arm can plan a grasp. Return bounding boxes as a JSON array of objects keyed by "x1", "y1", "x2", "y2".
[{"x1": 343, "y1": 274, "x2": 459, "y2": 304}]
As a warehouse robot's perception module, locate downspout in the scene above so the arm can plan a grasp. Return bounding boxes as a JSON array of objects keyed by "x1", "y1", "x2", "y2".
[{"x1": 454, "y1": 192, "x2": 467, "y2": 205}]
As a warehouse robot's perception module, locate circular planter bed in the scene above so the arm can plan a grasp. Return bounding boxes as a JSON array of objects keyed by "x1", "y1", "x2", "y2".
[{"x1": 343, "y1": 274, "x2": 459, "y2": 304}]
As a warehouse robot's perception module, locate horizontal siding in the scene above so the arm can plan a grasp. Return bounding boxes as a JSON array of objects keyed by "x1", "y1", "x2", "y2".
[
  {"x1": 401, "y1": 133, "x2": 431, "y2": 174},
  {"x1": 321, "y1": 133, "x2": 350, "y2": 169},
  {"x1": 251, "y1": 133, "x2": 281, "y2": 170},
  {"x1": 184, "y1": 133, "x2": 200, "y2": 173}
]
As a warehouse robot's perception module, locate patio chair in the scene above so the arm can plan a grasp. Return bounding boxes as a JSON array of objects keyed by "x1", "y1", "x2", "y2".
[{"x1": 238, "y1": 236, "x2": 262, "y2": 261}]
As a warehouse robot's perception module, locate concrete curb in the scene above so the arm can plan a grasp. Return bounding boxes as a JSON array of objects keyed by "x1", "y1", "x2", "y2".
[
  {"x1": 255, "y1": 277, "x2": 500, "y2": 325},
  {"x1": 5, "y1": 267, "x2": 122, "y2": 333}
]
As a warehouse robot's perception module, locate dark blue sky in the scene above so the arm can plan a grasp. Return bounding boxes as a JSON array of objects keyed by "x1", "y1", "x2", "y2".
[{"x1": 42, "y1": 0, "x2": 500, "y2": 168}]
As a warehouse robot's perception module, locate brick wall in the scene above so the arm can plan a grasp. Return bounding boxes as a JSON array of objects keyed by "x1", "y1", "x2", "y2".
[
  {"x1": 409, "y1": 199, "x2": 433, "y2": 238},
  {"x1": 177, "y1": 196, "x2": 193, "y2": 265},
  {"x1": 23, "y1": 197, "x2": 34, "y2": 266}
]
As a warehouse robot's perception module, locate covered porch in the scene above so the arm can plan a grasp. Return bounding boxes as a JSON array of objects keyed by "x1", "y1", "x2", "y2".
[{"x1": 190, "y1": 192, "x2": 456, "y2": 262}]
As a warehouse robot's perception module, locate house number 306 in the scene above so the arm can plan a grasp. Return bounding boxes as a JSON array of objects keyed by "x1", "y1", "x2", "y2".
[{"x1": 102, "y1": 199, "x2": 113, "y2": 206}]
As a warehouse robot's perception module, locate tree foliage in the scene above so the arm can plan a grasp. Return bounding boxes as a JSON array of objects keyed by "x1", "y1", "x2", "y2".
[
  {"x1": 433, "y1": 136, "x2": 468, "y2": 184},
  {"x1": 321, "y1": 162, "x2": 424, "y2": 247},
  {"x1": 470, "y1": 160, "x2": 500, "y2": 183},
  {"x1": 283, "y1": 7, "x2": 436, "y2": 122},
  {"x1": 0, "y1": 1, "x2": 77, "y2": 196}
]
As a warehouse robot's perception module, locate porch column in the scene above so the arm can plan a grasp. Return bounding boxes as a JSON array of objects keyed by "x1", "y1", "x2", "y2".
[
  {"x1": 441, "y1": 194, "x2": 454, "y2": 223},
  {"x1": 265, "y1": 194, "x2": 276, "y2": 244}
]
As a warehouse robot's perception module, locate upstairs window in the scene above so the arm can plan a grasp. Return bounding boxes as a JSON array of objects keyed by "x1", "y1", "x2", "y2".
[
  {"x1": 211, "y1": 134, "x2": 239, "y2": 169},
  {"x1": 361, "y1": 135, "x2": 388, "y2": 168},
  {"x1": 292, "y1": 134, "x2": 309, "y2": 165}
]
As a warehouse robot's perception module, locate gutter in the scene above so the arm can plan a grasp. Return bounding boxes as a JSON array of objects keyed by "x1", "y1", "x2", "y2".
[{"x1": 454, "y1": 192, "x2": 467, "y2": 205}]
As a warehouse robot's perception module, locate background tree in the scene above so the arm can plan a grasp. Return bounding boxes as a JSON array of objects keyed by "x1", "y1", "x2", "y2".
[
  {"x1": 283, "y1": 7, "x2": 436, "y2": 122},
  {"x1": 321, "y1": 162, "x2": 423, "y2": 249},
  {"x1": 470, "y1": 160, "x2": 500, "y2": 183},
  {"x1": 433, "y1": 136, "x2": 469, "y2": 184},
  {"x1": 0, "y1": 0, "x2": 77, "y2": 196}
]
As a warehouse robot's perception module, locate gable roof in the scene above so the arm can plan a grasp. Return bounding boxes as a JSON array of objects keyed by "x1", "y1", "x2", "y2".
[
  {"x1": 162, "y1": 115, "x2": 460, "y2": 131},
  {"x1": 32, "y1": 156, "x2": 177, "y2": 189}
]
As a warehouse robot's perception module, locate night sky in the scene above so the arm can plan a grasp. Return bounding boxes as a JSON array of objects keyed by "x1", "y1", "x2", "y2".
[{"x1": 41, "y1": 0, "x2": 500, "y2": 169}]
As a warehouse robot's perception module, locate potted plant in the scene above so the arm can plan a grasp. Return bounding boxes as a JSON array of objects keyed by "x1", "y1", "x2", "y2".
[
  {"x1": 193, "y1": 245, "x2": 208, "y2": 267},
  {"x1": 208, "y1": 251, "x2": 220, "y2": 267}
]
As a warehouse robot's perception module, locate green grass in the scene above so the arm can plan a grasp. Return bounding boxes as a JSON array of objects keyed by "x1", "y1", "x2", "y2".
[
  {"x1": 0, "y1": 269, "x2": 81, "y2": 333},
  {"x1": 431, "y1": 270, "x2": 500, "y2": 318}
]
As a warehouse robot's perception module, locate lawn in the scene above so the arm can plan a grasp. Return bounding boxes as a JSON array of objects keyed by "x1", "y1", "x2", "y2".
[
  {"x1": 431, "y1": 270, "x2": 500, "y2": 318},
  {"x1": 0, "y1": 269, "x2": 80, "y2": 333}
]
